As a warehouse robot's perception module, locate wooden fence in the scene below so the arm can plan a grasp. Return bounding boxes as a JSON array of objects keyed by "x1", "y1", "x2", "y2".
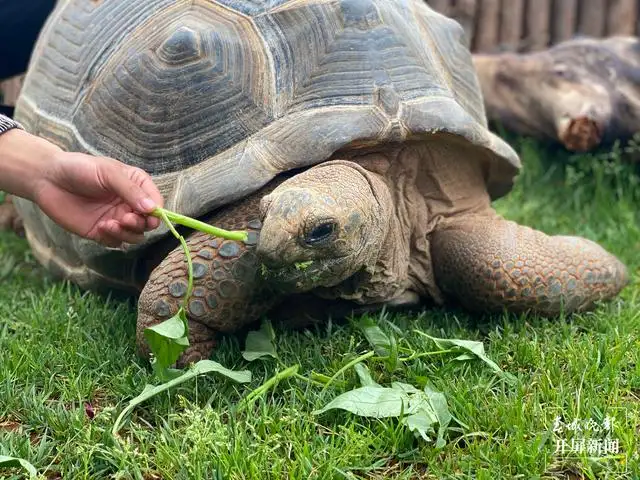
[{"x1": 426, "y1": 0, "x2": 638, "y2": 52}]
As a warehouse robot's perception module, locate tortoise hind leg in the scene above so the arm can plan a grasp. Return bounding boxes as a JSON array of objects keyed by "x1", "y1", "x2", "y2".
[
  {"x1": 430, "y1": 213, "x2": 628, "y2": 316},
  {"x1": 136, "y1": 192, "x2": 282, "y2": 367}
]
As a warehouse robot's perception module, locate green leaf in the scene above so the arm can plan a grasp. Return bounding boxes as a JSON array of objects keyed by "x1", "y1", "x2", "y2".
[
  {"x1": 416, "y1": 332, "x2": 517, "y2": 384},
  {"x1": 390, "y1": 382, "x2": 452, "y2": 448},
  {"x1": 403, "y1": 411, "x2": 437, "y2": 442},
  {"x1": 242, "y1": 320, "x2": 277, "y2": 361},
  {"x1": 314, "y1": 382, "x2": 454, "y2": 447},
  {"x1": 143, "y1": 308, "x2": 189, "y2": 370},
  {"x1": 421, "y1": 385, "x2": 453, "y2": 448},
  {"x1": 150, "y1": 360, "x2": 185, "y2": 381},
  {"x1": 112, "y1": 359, "x2": 251, "y2": 435},
  {"x1": 357, "y1": 317, "x2": 391, "y2": 356},
  {"x1": 354, "y1": 363, "x2": 379, "y2": 387},
  {"x1": 294, "y1": 260, "x2": 314, "y2": 270},
  {"x1": 453, "y1": 353, "x2": 475, "y2": 362},
  {"x1": 313, "y1": 386, "x2": 409, "y2": 418},
  {"x1": 0, "y1": 455, "x2": 38, "y2": 478},
  {"x1": 391, "y1": 382, "x2": 420, "y2": 394}
]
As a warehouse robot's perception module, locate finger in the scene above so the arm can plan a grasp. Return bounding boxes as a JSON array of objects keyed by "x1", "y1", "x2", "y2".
[
  {"x1": 93, "y1": 226, "x2": 123, "y2": 249},
  {"x1": 128, "y1": 166, "x2": 164, "y2": 210},
  {"x1": 97, "y1": 220, "x2": 145, "y2": 245},
  {"x1": 98, "y1": 163, "x2": 161, "y2": 215},
  {"x1": 119, "y1": 212, "x2": 147, "y2": 234},
  {"x1": 120, "y1": 208, "x2": 161, "y2": 231},
  {"x1": 145, "y1": 216, "x2": 160, "y2": 230}
]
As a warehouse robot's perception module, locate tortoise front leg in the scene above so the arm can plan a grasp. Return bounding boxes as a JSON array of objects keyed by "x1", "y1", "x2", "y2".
[
  {"x1": 430, "y1": 213, "x2": 628, "y2": 316},
  {"x1": 136, "y1": 194, "x2": 282, "y2": 366}
]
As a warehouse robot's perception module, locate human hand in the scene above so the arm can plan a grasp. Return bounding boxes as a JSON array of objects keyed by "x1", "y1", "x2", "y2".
[{"x1": 32, "y1": 151, "x2": 164, "y2": 248}]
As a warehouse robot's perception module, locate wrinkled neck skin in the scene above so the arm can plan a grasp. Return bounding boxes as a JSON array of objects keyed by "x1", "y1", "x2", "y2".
[{"x1": 314, "y1": 137, "x2": 494, "y2": 305}]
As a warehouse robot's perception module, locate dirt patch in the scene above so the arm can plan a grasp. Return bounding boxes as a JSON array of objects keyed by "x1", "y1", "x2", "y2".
[{"x1": 0, "y1": 420, "x2": 22, "y2": 433}]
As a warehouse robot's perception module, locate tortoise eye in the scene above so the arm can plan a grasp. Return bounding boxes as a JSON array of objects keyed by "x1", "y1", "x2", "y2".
[{"x1": 305, "y1": 222, "x2": 337, "y2": 246}]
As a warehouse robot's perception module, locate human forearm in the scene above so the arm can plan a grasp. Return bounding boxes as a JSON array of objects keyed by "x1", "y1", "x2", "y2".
[
  {"x1": 0, "y1": 115, "x2": 61, "y2": 200},
  {"x1": 0, "y1": 113, "x2": 163, "y2": 245}
]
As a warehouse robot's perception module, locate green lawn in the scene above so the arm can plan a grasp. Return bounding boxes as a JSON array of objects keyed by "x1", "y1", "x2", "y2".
[{"x1": 1, "y1": 137, "x2": 639, "y2": 479}]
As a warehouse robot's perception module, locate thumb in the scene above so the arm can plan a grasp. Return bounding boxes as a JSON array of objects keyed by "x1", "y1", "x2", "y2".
[{"x1": 100, "y1": 162, "x2": 160, "y2": 214}]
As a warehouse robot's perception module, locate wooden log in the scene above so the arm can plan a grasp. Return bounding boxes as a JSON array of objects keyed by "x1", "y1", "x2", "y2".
[
  {"x1": 474, "y1": 0, "x2": 500, "y2": 52},
  {"x1": 453, "y1": 0, "x2": 478, "y2": 46},
  {"x1": 552, "y1": 0, "x2": 578, "y2": 43},
  {"x1": 427, "y1": 0, "x2": 454, "y2": 16},
  {"x1": 525, "y1": 0, "x2": 551, "y2": 51},
  {"x1": 606, "y1": 0, "x2": 638, "y2": 36},
  {"x1": 577, "y1": 0, "x2": 606, "y2": 37},
  {"x1": 499, "y1": 0, "x2": 525, "y2": 51}
]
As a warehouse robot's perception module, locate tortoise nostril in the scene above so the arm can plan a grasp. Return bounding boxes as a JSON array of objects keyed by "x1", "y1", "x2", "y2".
[{"x1": 256, "y1": 246, "x2": 281, "y2": 269}]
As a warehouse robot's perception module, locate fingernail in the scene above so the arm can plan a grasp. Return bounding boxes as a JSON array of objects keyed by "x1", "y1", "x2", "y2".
[{"x1": 139, "y1": 198, "x2": 156, "y2": 212}]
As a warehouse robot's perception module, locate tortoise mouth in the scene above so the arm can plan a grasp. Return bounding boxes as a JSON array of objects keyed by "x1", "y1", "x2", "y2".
[{"x1": 259, "y1": 257, "x2": 347, "y2": 291}]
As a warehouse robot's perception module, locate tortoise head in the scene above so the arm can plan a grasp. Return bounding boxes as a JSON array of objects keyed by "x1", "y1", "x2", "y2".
[{"x1": 256, "y1": 160, "x2": 392, "y2": 292}]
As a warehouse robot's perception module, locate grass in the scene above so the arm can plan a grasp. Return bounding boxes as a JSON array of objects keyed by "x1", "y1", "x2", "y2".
[{"x1": 1, "y1": 136, "x2": 639, "y2": 479}]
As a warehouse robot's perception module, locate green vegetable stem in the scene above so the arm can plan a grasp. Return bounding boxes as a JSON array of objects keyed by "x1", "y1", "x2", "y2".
[{"x1": 151, "y1": 207, "x2": 248, "y2": 242}]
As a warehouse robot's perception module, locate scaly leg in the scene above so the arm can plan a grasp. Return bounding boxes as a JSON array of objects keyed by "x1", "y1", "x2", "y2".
[
  {"x1": 430, "y1": 213, "x2": 628, "y2": 316},
  {"x1": 136, "y1": 189, "x2": 282, "y2": 366}
]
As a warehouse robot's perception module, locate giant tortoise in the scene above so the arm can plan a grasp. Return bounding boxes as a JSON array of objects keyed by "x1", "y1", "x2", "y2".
[{"x1": 10, "y1": 0, "x2": 628, "y2": 363}]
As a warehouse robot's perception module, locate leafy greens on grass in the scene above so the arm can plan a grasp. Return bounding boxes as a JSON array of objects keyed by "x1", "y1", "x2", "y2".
[
  {"x1": 109, "y1": 208, "x2": 512, "y2": 450},
  {"x1": 113, "y1": 209, "x2": 253, "y2": 434},
  {"x1": 357, "y1": 316, "x2": 516, "y2": 383},
  {"x1": 314, "y1": 381, "x2": 453, "y2": 448},
  {"x1": 112, "y1": 360, "x2": 251, "y2": 435},
  {"x1": 413, "y1": 330, "x2": 517, "y2": 384}
]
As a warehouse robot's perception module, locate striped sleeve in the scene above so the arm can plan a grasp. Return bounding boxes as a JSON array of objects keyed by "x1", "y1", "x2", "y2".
[{"x1": 0, "y1": 114, "x2": 24, "y2": 136}]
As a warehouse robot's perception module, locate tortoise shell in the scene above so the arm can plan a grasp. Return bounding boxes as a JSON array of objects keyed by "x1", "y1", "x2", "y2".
[{"x1": 13, "y1": 0, "x2": 520, "y2": 286}]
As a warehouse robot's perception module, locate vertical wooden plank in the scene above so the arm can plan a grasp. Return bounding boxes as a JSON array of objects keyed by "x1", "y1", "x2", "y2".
[
  {"x1": 427, "y1": 0, "x2": 454, "y2": 16},
  {"x1": 499, "y1": 0, "x2": 525, "y2": 51},
  {"x1": 453, "y1": 0, "x2": 478, "y2": 46},
  {"x1": 606, "y1": 0, "x2": 638, "y2": 36},
  {"x1": 577, "y1": 0, "x2": 607, "y2": 37},
  {"x1": 525, "y1": 0, "x2": 551, "y2": 51},
  {"x1": 552, "y1": 0, "x2": 578, "y2": 43},
  {"x1": 474, "y1": 0, "x2": 501, "y2": 52}
]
